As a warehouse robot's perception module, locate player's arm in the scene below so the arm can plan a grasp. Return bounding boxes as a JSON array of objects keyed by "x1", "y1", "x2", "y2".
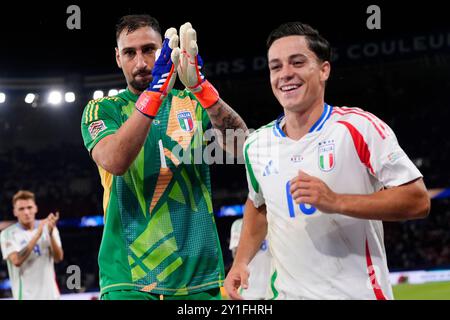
[
  {"x1": 291, "y1": 115, "x2": 431, "y2": 221},
  {"x1": 224, "y1": 199, "x2": 267, "y2": 300},
  {"x1": 290, "y1": 172, "x2": 430, "y2": 221},
  {"x1": 8, "y1": 220, "x2": 46, "y2": 267},
  {"x1": 206, "y1": 100, "x2": 248, "y2": 159},
  {"x1": 47, "y1": 212, "x2": 64, "y2": 263},
  {"x1": 177, "y1": 23, "x2": 248, "y2": 159},
  {"x1": 92, "y1": 112, "x2": 153, "y2": 175},
  {"x1": 92, "y1": 29, "x2": 180, "y2": 176},
  {"x1": 49, "y1": 234, "x2": 63, "y2": 263},
  {"x1": 229, "y1": 220, "x2": 242, "y2": 259}
]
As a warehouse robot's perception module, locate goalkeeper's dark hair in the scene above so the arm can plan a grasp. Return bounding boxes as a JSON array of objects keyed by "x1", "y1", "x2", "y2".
[
  {"x1": 267, "y1": 22, "x2": 331, "y2": 62},
  {"x1": 116, "y1": 14, "x2": 161, "y2": 41}
]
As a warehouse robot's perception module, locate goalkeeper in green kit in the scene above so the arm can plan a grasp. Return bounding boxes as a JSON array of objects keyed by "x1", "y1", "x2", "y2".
[{"x1": 80, "y1": 15, "x2": 248, "y2": 300}]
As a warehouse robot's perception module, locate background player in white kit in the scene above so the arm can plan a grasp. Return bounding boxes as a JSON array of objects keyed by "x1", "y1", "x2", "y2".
[
  {"x1": 224, "y1": 22, "x2": 430, "y2": 300},
  {"x1": 0, "y1": 190, "x2": 64, "y2": 300},
  {"x1": 229, "y1": 218, "x2": 271, "y2": 299}
]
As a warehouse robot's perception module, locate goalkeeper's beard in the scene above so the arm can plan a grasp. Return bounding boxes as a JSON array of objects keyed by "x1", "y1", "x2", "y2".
[{"x1": 130, "y1": 73, "x2": 153, "y2": 93}]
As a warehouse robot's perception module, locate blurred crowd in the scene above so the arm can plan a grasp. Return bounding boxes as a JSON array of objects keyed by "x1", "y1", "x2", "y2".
[{"x1": 0, "y1": 53, "x2": 449, "y2": 296}]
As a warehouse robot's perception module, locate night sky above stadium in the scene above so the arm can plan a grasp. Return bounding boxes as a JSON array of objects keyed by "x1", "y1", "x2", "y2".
[{"x1": 0, "y1": 2, "x2": 448, "y2": 77}]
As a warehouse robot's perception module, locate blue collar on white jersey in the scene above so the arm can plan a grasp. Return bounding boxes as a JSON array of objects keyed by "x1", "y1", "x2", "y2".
[
  {"x1": 17, "y1": 220, "x2": 39, "y2": 231},
  {"x1": 273, "y1": 103, "x2": 333, "y2": 138}
]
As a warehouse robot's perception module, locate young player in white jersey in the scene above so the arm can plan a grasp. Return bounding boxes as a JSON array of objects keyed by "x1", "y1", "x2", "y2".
[
  {"x1": 0, "y1": 190, "x2": 64, "y2": 300},
  {"x1": 224, "y1": 22, "x2": 430, "y2": 300},
  {"x1": 229, "y1": 218, "x2": 271, "y2": 299}
]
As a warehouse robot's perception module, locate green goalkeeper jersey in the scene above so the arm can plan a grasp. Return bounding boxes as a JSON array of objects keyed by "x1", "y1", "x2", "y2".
[{"x1": 81, "y1": 88, "x2": 224, "y2": 296}]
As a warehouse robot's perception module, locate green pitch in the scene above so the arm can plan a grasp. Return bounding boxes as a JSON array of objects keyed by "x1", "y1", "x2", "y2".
[{"x1": 393, "y1": 281, "x2": 450, "y2": 300}]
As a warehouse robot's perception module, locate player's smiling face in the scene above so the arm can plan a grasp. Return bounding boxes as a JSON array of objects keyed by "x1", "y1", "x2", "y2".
[
  {"x1": 268, "y1": 35, "x2": 330, "y2": 112},
  {"x1": 116, "y1": 27, "x2": 162, "y2": 94},
  {"x1": 14, "y1": 199, "x2": 38, "y2": 227}
]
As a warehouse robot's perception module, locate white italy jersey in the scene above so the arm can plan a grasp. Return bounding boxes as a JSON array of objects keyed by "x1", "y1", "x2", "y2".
[
  {"x1": 244, "y1": 104, "x2": 422, "y2": 300},
  {"x1": 0, "y1": 221, "x2": 62, "y2": 300},
  {"x1": 229, "y1": 218, "x2": 271, "y2": 300}
]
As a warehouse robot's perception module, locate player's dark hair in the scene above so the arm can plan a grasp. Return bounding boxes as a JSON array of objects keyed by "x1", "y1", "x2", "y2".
[
  {"x1": 116, "y1": 14, "x2": 161, "y2": 41},
  {"x1": 267, "y1": 22, "x2": 331, "y2": 62},
  {"x1": 12, "y1": 190, "x2": 35, "y2": 206}
]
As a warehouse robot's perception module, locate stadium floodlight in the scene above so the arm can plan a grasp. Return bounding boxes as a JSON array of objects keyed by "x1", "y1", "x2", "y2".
[
  {"x1": 414, "y1": 158, "x2": 424, "y2": 168},
  {"x1": 93, "y1": 90, "x2": 104, "y2": 99},
  {"x1": 48, "y1": 91, "x2": 62, "y2": 105},
  {"x1": 0, "y1": 93, "x2": 5, "y2": 103},
  {"x1": 108, "y1": 89, "x2": 119, "y2": 96},
  {"x1": 65, "y1": 92, "x2": 76, "y2": 103},
  {"x1": 25, "y1": 93, "x2": 36, "y2": 104}
]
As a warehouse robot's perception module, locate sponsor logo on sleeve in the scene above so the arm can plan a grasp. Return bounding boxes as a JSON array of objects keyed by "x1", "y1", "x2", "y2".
[
  {"x1": 88, "y1": 120, "x2": 107, "y2": 139},
  {"x1": 387, "y1": 150, "x2": 406, "y2": 164}
]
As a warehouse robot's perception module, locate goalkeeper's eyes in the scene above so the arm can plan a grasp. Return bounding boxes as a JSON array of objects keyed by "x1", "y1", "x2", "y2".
[
  {"x1": 269, "y1": 64, "x2": 281, "y2": 72},
  {"x1": 142, "y1": 44, "x2": 158, "y2": 56},
  {"x1": 123, "y1": 50, "x2": 136, "y2": 58},
  {"x1": 143, "y1": 47, "x2": 156, "y2": 55}
]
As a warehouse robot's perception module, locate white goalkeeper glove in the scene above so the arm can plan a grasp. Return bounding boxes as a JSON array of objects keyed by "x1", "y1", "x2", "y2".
[{"x1": 178, "y1": 22, "x2": 219, "y2": 108}]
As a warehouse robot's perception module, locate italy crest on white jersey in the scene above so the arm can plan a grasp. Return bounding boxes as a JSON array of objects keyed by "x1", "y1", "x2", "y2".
[{"x1": 244, "y1": 103, "x2": 422, "y2": 300}]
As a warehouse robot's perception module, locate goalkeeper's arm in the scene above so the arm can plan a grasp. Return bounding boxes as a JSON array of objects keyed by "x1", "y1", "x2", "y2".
[{"x1": 93, "y1": 29, "x2": 179, "y2": 176}]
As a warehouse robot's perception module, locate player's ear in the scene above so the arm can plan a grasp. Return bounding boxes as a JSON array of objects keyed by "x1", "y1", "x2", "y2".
[
  {"x1": 320, "y1": 61, "x2": 331, "y2": 82},
  {"x1": 115, "y1": 47, "x2": 122, "y2": 69}
]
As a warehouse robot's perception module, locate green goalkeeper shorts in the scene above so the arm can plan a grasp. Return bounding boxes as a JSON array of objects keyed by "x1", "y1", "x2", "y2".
[{"x1": 101, "y1": 287, "x2": 222, "y2": 300}]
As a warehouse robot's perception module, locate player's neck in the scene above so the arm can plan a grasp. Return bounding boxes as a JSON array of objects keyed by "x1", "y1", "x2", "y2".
[
  {"x1": 128, "y1": 85, "x2": 142, "y2": 95},
  {"x1": 283, "y1": 100, "x2": 324, "y2": 140},
  {"x1": 19, "y1": 221, "x2": 34, "y2": 231}
]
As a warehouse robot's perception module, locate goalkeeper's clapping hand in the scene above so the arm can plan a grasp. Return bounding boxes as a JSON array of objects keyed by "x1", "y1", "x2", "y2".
[
  {"x1": 135, "y1": 28, "x2": 180, "y2": 118},
  {"x1": 178, "y1": 22, "x2": 219, "y2": 109}
]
